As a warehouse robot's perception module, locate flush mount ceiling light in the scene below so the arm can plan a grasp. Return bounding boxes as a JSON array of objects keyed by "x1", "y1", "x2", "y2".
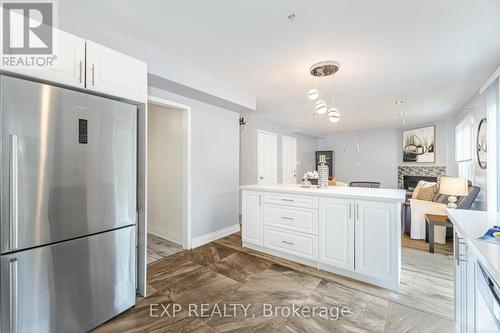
[
  {"x1": 308, "y1": 89, "x2": 319, "y2": 100},
  {"x1": 307, "y1": 61, "x2": 341, "y2": 124},
  {"x1": 310, "y1": 61, "x2": 340, "y2": 77}
]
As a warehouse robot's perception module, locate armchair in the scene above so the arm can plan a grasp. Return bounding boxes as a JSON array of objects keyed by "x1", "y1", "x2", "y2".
[{"x1": 403, "y1": 185, "x2": 480, "y2": 243}]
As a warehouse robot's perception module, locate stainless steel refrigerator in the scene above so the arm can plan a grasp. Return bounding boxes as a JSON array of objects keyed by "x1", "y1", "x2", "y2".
[{"x1": 0, "y1": 75, "x2": 137, "y2": 333}]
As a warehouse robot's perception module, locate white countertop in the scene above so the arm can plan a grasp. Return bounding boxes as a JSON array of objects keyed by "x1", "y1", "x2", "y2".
[
  {"x1": 240, "y1": 183, "x2": 406, "y2": 202},
  {"x1": 447, "y1": 209, "x2": 500, "y2": 285}
]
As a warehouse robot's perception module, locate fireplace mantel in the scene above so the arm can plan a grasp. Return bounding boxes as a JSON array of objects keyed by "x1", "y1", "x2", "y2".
[{"x1": 397, "y1": 166, "x2": 446, "y2": 189}]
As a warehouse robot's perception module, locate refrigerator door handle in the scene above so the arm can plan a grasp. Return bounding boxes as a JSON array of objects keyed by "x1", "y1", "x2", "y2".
[
  {"x1": 9, "y1": 258, "x2": 18, "y2": 333},
  {"x1": 10, "y1": 134, "x2": 19, "y2": 250}
]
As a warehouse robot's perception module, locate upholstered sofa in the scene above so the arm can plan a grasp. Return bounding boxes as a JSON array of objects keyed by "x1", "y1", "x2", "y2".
[{"x1": 403, "y1": 184, "x2": 480, "y2": 243}]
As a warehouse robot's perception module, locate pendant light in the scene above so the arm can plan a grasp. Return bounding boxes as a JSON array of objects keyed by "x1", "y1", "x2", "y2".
[{"x1": 307, "y1": 61, "x2": 341, "y2": 124}]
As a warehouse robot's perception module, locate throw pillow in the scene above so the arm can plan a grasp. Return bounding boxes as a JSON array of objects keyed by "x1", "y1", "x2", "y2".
[{"x1": 414, "y1": 181, "x2": 439, "y2": 201}]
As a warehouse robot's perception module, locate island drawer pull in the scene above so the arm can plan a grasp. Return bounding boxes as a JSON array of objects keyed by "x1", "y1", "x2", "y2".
[
  {"x1": 281, "y1": 216, "x2": 294, "y2": 220},
  {"x1": 281, "y1": 198, "x2": 294, "y2": 202},
  {"x1": 281, "y1": 240, "x2": 294, "y2": 245}
]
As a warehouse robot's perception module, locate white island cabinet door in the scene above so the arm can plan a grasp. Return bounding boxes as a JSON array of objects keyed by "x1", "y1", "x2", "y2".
[
  {"x1": 85, "y1": 40, "x2": 147, "y2": 103},
  {"x1": 319, "y1": 197, "x2": 354, "y2": 271},
  {"x1": 1, "y1": 28, "x2": 85, "y2": 88},
  {"x1": 354, "y1": 199, "x2": 399, "y2": 287},
  {"x1": 242, "y1": 191, "x2": 263, "y2": 246}
]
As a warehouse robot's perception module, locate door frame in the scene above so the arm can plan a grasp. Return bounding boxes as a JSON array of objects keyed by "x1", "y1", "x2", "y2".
[
  {"x1": 282, "y1": 135, "x2": 297, "y2": 184},
  {"x1": 147, "y1": 95, "x2": 192, "y2": 250},
  {"x1": 257, "y1": 130, "x2": 277, "y2": 184}
]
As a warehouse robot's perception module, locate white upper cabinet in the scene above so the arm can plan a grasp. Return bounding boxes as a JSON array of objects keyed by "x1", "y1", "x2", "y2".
[
  {"x1": 2, "y1": 28, "x2": 85, "y2": 88},
  {"x1": 319, "y1": 197, "x2": 354, "y2": 271},
  {"x1": 354, "y1": 199, "x2": 398, "y2": 285},
  {"x1": 85, "y1": 40, "x2": 147, "y2": 103}
]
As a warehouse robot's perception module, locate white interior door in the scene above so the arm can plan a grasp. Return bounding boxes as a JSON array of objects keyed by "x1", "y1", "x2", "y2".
[
  {"x1": 282, "y1": 135, "x2": 297, "y2": 184},
  {"x1": 258, "y1": 130, "x2": 277, "y2": 184}
]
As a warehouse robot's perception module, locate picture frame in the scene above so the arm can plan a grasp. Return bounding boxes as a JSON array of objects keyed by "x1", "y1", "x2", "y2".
[{"x1": 402, "y1": 125, "x2": 436, "y2": 163}]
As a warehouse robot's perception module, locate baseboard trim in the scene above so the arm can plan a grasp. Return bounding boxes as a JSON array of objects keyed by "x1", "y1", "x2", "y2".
[
  {"x1": 148, "y1": 225, "x2": 183, "y2": 246},
  {"x1": 191, "y1": 224, "x2": 241, "y2": 249}
]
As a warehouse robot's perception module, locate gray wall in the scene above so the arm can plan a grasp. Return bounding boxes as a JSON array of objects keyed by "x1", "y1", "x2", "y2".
[
  {"x1": 318, "y1": 118, "x2": 455, "y2": 189},
  {"x1": 240, "y1": 114, "x2": 318, "y2": 186},
  {"x1": 318, "y1": 129, "x2": 400, "y2": 188},
  {"x1": 149, "y1": 86, "x2": 240, "y2": 239}
]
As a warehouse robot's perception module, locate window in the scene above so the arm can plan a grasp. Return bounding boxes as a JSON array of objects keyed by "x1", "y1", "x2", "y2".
[{"x1": 455, "y1": 116, "x2": 474, "y2": 181}]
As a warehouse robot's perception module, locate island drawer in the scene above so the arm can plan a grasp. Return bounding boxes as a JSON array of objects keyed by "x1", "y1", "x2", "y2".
[
  {"x1": 264, "y1": 205, "x2": 318, "y2": 235},
  {"x1": 263, "y1": 193, "x2": 318, "y2": 209},
  {"x1": 263, "y1": 226, "x2": 318, "y2": 261}
]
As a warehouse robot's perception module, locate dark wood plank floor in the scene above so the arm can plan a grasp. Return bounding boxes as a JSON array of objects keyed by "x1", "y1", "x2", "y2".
[{"x1": 94, "y1": 232, "x2": 456, "y2": 332}]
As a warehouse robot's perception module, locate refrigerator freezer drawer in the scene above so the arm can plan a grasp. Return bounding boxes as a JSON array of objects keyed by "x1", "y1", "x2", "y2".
[
  {"x1": 0, "y1": 226, "x2": 136, "y2": 333},
  {"x1": 1, "y1": 75, "x2": 137, "y2": 253}
]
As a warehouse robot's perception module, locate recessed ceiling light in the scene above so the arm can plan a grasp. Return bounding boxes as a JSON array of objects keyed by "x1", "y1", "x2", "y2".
[
  {"x1": 395, "y1": 100, "x2": 404, "y2": 105},
  {"x1": 398, "y1": 112, "x2": 407, "y2": 116}
]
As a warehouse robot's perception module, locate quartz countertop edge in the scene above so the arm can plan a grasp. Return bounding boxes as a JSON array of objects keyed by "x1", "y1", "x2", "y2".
[
  {"x1": 240, "y1": 184, "x2": 406, "y2": 202},
  {"x1": 447, "y1": 209, "x2": 500, "y2": 286}
]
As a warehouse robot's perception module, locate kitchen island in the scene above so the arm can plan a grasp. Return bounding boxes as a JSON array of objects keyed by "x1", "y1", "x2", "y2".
[{"x1": 240, "y1": 184, "x2": 406, "y2": 291}]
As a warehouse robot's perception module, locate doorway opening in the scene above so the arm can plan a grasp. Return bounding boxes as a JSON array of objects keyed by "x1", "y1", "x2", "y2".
[{"x1": 146, "y1": 96, "x2": 191, "y2": 264}]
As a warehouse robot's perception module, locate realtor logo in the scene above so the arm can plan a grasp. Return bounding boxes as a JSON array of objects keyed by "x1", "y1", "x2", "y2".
[{"x1": 2, "y1": 2, "x2": 53, "y2": 54}]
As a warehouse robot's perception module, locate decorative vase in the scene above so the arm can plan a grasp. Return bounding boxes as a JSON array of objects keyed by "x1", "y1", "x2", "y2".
[{"x1": 317, "y1": 155, "x2": 329, "y2": 188}]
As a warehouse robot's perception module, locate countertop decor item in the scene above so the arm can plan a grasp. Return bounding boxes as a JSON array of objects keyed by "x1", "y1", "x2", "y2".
[
  {"x1": 439, "y1": 176, "x2": 469, "y2": 208},
  {"x1": 317, "y1": 154, "x2": 329, "y2": 188}
]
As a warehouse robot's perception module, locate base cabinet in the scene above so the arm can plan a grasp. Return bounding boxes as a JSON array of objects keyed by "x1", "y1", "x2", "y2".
[
  {"x1": 319, "y1": 197, "x2": 354, "y2": 270},
  {"x1": 242, "y1": 191, "x2": 263, "y2": 246},
  {"x1": 354, "y1": 199, "x2": 398, "y2": 282},
  {"x1": 242, "y1": 190, "x2": 402, "y2": 291}
]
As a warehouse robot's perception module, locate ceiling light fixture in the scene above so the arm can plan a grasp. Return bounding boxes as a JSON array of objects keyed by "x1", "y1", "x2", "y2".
[
  {"x1": 328, "y1": 108, "x2": 340, "y2": 123},
  {"x1": 307, "y1": 61, "x2": 341, "y2": 124},
  {"x1": 398, "y1": 112, "x2": 407, "y2": 116},
  {"x1": 308, "y1": 89, "x2": 319, "y2": 100},
  {"x1": 395, "y1": 100, "x2": 404, "y2": 105}
]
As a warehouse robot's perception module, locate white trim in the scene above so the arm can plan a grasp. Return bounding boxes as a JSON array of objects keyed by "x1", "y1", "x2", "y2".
[
  {"x1": 480, "y1": 65, "x2": 500, "y2": 94},
  {"x1": 147, "y1": 95, "x2": 192, "y2": 249},
  {"x1": 148, "y1": 225, "x2": 183, "y2": 245},
  {"x1": 191, "y1": 224, "x2": 241, "y2": 249}
]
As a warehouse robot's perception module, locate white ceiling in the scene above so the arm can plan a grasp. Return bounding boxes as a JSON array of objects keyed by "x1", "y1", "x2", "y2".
[{"x1": 60, "y1": 0, "x2": 500, "y2": 135}]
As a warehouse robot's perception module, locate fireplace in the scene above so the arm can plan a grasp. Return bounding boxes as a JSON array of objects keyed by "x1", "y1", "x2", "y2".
[
  {"x1": 403, "y1": 175, "x2": 438, "y2": 190},
  {"x1": 397, "y1": 166, "x2": 446, "y2": 189}
]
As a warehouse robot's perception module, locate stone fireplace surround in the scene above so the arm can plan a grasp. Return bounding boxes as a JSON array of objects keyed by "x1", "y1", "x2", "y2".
[{"x1": 398, "y1": 166, "x2": 447, "y2": 189}]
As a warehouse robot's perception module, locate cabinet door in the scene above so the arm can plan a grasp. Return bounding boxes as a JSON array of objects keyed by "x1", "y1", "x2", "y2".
[
  {"x1": 1, "y1": 28, "x2": 85, "y2": 88},
  {"x1": 242, "y1": 191, "x2": 263, "y2": 246},
  {"x1": 319, "y1": 197, "x2": 354, "y2": 270},
  {"x1": 85, "y1": 40, "x2": 147, "y2": 103},
  {"x1": 465, "y1": 245, "x2": 476, "y2": 332},
  {"x1": 354, "y1": 199, "x2": 398, "y2": 282}
]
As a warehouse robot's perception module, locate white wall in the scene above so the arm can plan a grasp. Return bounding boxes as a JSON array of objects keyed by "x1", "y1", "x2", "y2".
[
  {"x1": 147, "y1": 104, "x2": 184, "y2": 243},
  {"x1": 318, "y1": 118, "x2": 455, "y2": 189},
  {"x1": 149, "y1": 86, "x2": 240, "y2": 239},
  {"x1": 240, "y1": 114, "x2": 318, "y2": 186},
  {"x1": 318, "y1": 129, "x2": 400, "y2": 188}
]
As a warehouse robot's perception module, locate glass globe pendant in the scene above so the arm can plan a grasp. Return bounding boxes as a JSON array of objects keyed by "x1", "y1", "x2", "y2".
[
  {"x1": 328, "y1": 108, "x2": 340, "y2": 123},
  {"x1": 315, "y1": 100, "x2": 327, "y2": 114},
  {"x1": 307, "y1": 89, "x2": 319, "y2": 100}
]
